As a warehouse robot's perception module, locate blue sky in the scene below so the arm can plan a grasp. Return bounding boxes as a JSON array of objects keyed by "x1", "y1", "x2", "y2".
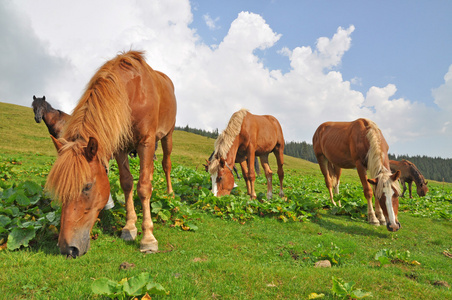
[
  {"x1": 190, "y1": 0, "x2": 452, "y2": 107},
  {"x1": 1, "y1": 0, "x2": 452, "y2": 158}
]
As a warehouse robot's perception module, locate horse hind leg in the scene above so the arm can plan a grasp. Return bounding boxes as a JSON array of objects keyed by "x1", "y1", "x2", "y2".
[
  {"x1": 274, "y1": 147, "x2": 284, "y2": 198},
  {"x1": 161, "y1": 131, "x2": 174, "y2": 194},
  {"x1": 317, "y1": 156, "x2": 338, "y2": 206},
  {"x1": 329, "y1": 162, "x2": 342, "y2": 206},
  {"x1": 259, "y1": 154, "x2": 274, "y2": 199}
]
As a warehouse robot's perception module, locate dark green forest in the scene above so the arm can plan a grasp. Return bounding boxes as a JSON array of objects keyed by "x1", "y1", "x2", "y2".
[{"x1": 176, "y1": 126, "x2": 452, "y2": 183}]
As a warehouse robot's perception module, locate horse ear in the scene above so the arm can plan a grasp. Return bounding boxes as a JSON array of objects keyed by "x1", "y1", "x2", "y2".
[
  {"x1": 367, "y1": 178, "x2": 378, "y2": 186},
  {"x1": 85, "y1": 137, "x2": 98, "y2": 162},
  {"x1": 43, "y1": 96, "x2": 46, "y2": 100},
  {"x1": 425, "y1": 181, "x2": 428, "y2": 185},
  {"x1": 219, "y1": 157, "x2": 225, "y2": 168},
  {"x1": 33, "y1": 95, "x2": 36, "y2": 100},
  {"x1": 391, "y1": 170, "x2": 401, "y2": 181},
  {"x1": 50, "y1": 135, "x2": 63, "y2": 151}
]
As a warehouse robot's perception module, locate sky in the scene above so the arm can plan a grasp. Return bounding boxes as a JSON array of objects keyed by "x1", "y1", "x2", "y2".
[{"x1": 1, "y1": 0, "x2": 452, "y2": 159}]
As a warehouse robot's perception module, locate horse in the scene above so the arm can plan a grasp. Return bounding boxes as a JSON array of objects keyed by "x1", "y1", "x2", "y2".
[
  {"x1": 32, "y1": 95, "x2": 70, "y2": 138},
  {"x1": 45, "y1": 50, "x2": 177, "y2": 258},
  {"x1": 390, "y1": 159, "x2": 428, "y2": 198},
  {"x1": 207, "y1": 109, "x2": 284, "y2": 199},
  {"x1": 312, "y1": 118, "x2": 402, "y2": 232}
]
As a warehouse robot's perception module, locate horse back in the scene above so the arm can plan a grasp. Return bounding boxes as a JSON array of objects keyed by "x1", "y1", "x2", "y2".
[
  {"x1": 313, "y1": 119, "x2": 378, "y2": 169},
  {"x1": 239, "y1": 112, "x2": 284, "y2": 155},
  {"x1": 118, "y1": 59, "x2": 177, "y2": 141}
]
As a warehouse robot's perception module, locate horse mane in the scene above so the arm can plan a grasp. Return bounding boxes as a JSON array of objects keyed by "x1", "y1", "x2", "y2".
[
  {"x1": 46, "y1": 50, "x2": 145, "y2": 203},
  {"x1": 402, "y1": 159, "x2": 426, "y2": 185},
  {"x1": 208, "y1": 109, "x2": 248, "y2": 174},
  {"x1": 365, "y1": 119, "x2": 401, "y2": 197}
]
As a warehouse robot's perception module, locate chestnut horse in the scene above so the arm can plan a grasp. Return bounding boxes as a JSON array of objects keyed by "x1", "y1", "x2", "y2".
[
  {"x1": 32, "y1": 95, "x2": 70, "y2": 138},
  {"x1": 207, "y1": 109, "x2": 284, "y2": 199},
  {"x1": 313, "y1": 118, "x2": 402, "y2": 231},
  {"x1": 45, "y1": 51, "x2": 177, "y2": 257},
  {"x1": 390, "y1": 159, "x2": 428, "y2": 198}
]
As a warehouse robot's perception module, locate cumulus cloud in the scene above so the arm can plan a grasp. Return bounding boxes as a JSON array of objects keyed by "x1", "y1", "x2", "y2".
[{"x1": 1, "y1": 0, "x2": 452, "y2": 157}]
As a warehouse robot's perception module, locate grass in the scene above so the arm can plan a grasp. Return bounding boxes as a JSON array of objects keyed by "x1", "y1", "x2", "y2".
[{"x1": 1, "y1": 102, "x2": 451, "y2": 299}]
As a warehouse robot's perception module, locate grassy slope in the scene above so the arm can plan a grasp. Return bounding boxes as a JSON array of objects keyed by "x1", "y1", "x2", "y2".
[{"x1": 1, "y1": 102, "x2": 451, "y2": 299}]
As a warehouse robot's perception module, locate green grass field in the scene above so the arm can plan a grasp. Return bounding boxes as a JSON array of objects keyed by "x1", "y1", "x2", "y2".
[{"x1": 1, "y1": 102, "x2": 451, "y2": 299}]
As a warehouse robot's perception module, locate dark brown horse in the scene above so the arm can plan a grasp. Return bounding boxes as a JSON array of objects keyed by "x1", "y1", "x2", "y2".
[
  {"x1": 32, "y1": 95, "x2": 70, "y2": 138},
  {"x1": 207, "y1": 109, "x2": 284, "y2": 199},
  {"x1": 313, "y1": 118, "x2": 402, "y2": 231},
  {"x1": 45, "y1": 51, "x2": 177, "y2": 257},
  {"x1": 390, "y1": 159, "x2": 428, "y2": 198}
]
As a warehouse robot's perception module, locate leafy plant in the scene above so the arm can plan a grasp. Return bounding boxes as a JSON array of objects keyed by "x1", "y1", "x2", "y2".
[
  {"x1": 312, "y1": 242, "x2": 348, "y2": 265},
  {"x1": 331, "y1": 276, "x2": 372, "y2": 299},
  {"x1": 91, "y1": 272, "x2": 168, "y2": 299},
  {"x1": 0, "y1": 180, "x2": 60, "y2": 250},
  {"x1": 374, "y1": 249, "x2": 421, "y2": 267}
]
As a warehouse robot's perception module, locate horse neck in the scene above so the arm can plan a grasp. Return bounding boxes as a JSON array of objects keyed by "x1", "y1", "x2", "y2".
[
  {"x1": 410, "y1": 165, "x2": 425, "y2": 185},
  {"x1": 224, "y1": 136, "x2": 240, "y2": 166}
]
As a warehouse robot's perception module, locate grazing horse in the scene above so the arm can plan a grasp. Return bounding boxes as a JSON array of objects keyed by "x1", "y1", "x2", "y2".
[
  {"x1": 45, "y1": 50, "x2": 177, "y2": 257},
  {"x1": 32, "y1": 95, "x2": 70, "y2": 138},
  {"x1": 390, "y1": 159, "x2": 428, "y2": 198},
  {"x1": 312, "y1": 118, "x2": 402, "y2": 232},
  {"x1": 207, "y1": 109, "x2": 284, "y2": 199}
]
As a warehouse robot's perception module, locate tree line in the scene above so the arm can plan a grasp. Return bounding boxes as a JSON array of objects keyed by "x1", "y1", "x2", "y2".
[{"x1": 176, "y1": 126, "x2": 452, "y2": 182}]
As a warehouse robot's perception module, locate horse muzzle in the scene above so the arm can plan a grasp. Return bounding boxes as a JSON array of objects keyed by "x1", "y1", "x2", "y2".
[
  {"x1": 34, "y1": 116, "x2": 42, "y2": 123},
  {"x1": 58, "y1": 229, "x2": 91, "y2": 258},
  {"x1": 386, "y1": 221, "x2": 401, "y2": 232}
]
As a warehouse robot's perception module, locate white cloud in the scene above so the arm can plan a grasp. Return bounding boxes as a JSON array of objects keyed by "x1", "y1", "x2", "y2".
[
  {"x1": 203, "y1": 13, "x2": 220, "y2": 30},
  {"x1": 1, "y1": 1, "x2": 452, "y2": 158}
]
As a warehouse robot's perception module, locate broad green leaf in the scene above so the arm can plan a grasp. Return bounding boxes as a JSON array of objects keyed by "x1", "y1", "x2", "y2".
[
  {"x1": 0, "y1": 215, "x2": 11, "y2": 227},
  {"x1": 7, "y1": 226, "x2": 35, "y2": 250},
  {"x1": 123, "y1": 273, "x2": 154, "y2": 296},
  {"x1": 21, "y1": 181, "x2": 42, "y2": 196},
  {"x1": 91, "y1": 277, "x2": 121, "y2": 295},
  {"x1": 145, "y1": 282, "x2": 167, "y2": 295},
  {"x1": 12, "y1": 191, "x2": 31, "y2": 207},
  {"x1": 46, "y1": 211, "x2": 56, "y2": 223}
]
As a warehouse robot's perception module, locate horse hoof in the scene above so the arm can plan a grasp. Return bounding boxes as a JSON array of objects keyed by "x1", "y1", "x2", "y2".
[
  {"x1": 369, "y1": 220, "x2": 380, "y2": 226},
  {"x1": 103, "y1": 195, "x2": 115, "y2": 210},
  {"x1": 140, "y1": 240, "x2": 158, "y2": 253},
  {"x1": 121, "y1": 228, "x2": 138, "y2": 241}
]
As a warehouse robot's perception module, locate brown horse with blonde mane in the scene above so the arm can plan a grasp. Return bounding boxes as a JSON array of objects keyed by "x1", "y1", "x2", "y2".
[
  {"x1": 46, "y1": 50, "x2": 177, "y2": 257},
  {"x1": 313, "y1": 118, "x2": 402, "y2": 232},
  {"x1": 390, "y1": 159, "x2": 428, "y2": 198},
  {"x1": 207, "y1": 109, "x2": 284, "y2": 199}
]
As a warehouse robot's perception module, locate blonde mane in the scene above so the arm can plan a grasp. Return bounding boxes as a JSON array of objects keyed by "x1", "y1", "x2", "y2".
[
  {"x1": 365, "y1": 119, "x2": 401, "y2": 197},
  {"x1": 208, "y1": 109, "x2": 248, "y2": 174},
  {"x1": 46, "y1": 51, "x2": 146, "y2": 203}
]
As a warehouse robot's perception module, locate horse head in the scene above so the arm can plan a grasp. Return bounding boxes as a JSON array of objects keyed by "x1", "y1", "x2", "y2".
[
  {"x1": 32, "y1": 95, "x2": 46, "y2": 123},
  {"x1": 48, "y1": 136, "x2": 110, "y2": 258},
  {"x1": 208, "y1": 156, "x2": 235, "y2": 197},
  {"x1": 368, "y1": 170, "x2": 401, "y2": 232},
  {"x1": 417, "y1": 181, "x2": 429, "y2": 197}
]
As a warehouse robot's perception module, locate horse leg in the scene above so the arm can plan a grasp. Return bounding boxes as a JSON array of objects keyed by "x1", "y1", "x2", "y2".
[
  {"x1": 259, "y1": 154, "x2": 273, "y2": 199},
  {"x1": 115, "y1": 152, "x2": 138, "y2": 241},
  {"x1": 237, "y1": 160, "x2": 250, "y2": 195},
  {"x1": 160, "y1": 131, "x2": 174, "y2": 194},
  {"x1": 356, "y1": 162, "x2": 379, "y2": 225},
  {"x1": 274, "y1": 146, "x2": 285, "y2": 198},
  {"x1": 330, "y1": 163, "x2": 342, "y2": 206},
  {"x1": 400, "y1": 179, "x2": 407, "y2": 198},
  {"x1": 317, "y1": 155, "x2": 338, "y2": 206},
  {"x1": 407, "y1": 181, "x2": 413, "y2": 199},
  {"x1": 137, "y1": 139, "x2": 158, "y2": 253},
  {"x1": 247, "y1": 149, "x2": 257, "y2": 199}
]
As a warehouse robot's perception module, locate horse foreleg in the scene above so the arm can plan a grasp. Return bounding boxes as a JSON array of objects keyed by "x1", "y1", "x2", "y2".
[
  {"x1": 274, "y1": 146, "x2": 285, "y2": 198},
  {"x1": 400, "y1": 179, "x2": 407, "y2": 198},
  {"x1": 407, "y1": 181, "x2": 413, "y2": 199},
  {"x1": 160, "y1": 131, "x2": 174, "y2": 194},
  {"x1": 239, "y1": 160, "x2": 252, "y2": 196},
  {"x1": 247, "y1": 150, "x2": 257, "y2": 199},
  {"x1": 259, "y1": 154, "x2": 273, "y2": 199},
  {"x1": 137, "y1": 140, "x2": 158, "y2": 253},
  {"x1": 356, "y1": 162, "x2": 380, "y2": 226},
  {"x1": 116, "y1": 152, "x2": 138, "y2": 241}
]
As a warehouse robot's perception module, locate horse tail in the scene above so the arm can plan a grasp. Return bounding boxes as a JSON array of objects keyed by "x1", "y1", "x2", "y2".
[{"x1": 365, "y1": 120, "x2": 385, "y2": 178}]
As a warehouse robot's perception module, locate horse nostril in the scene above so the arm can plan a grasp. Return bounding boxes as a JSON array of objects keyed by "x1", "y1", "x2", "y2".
[
  {"x1": 67, "y1": 246, "x2": 79, "y2": 259},
  {"x1": 386, "y1": 222, "x2": 401, "y2": 232}
]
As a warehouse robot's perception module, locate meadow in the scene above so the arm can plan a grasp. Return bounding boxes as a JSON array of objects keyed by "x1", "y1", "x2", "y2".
[{"x1": 0, "y1": 102, "x2": 451, "y2": 299}]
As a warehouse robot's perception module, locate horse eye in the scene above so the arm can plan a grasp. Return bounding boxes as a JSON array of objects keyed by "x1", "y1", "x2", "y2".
[
  {"x1": 83, "y1": 183, "x2": 93, "y2": 193},
  {"x1": 217, "y1": 176, "x2": 222, "y2": 182}
]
